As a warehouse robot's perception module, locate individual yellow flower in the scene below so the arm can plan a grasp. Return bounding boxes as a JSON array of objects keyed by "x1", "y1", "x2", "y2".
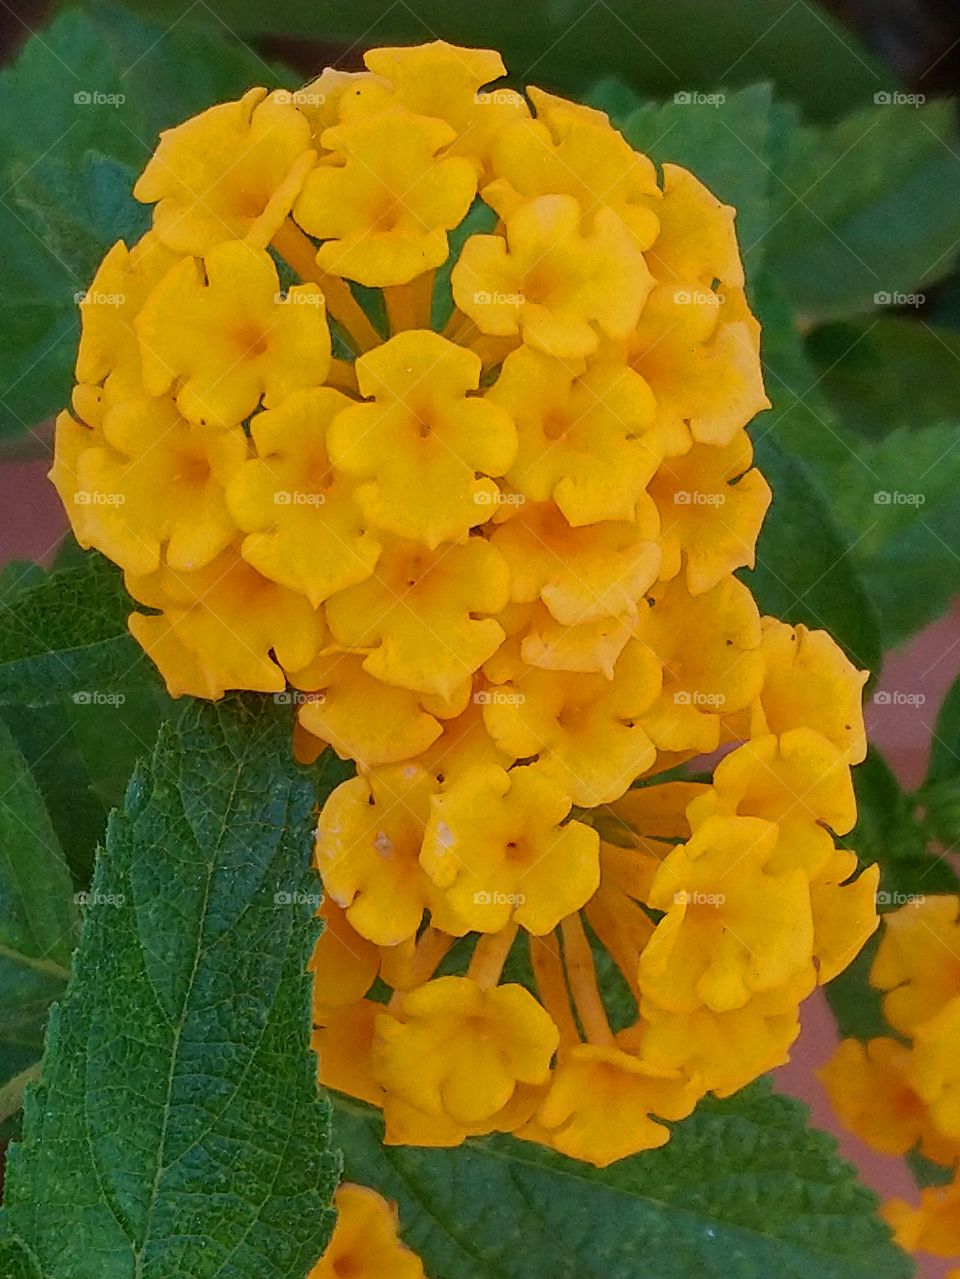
[
  {"x1": 290, "y1": 652, "x2": 465, "y2": 770},
  {"x1": 536, "y1": 1042, "x2": 699, "y2": 1166},
  {"x1": 752, "y1": 619, "x2": 868, "y2": 763},
  {"x1": 373, "y1": 976, "x2": 558, "y2": 1125},
  {"x1": 58, "y1": 395, "x2": 246, "y2": 576},
  {"x1": 294, "y1": 108, "x2": 477, "y2": 286},
  {"x1": 484, "y1": 86, "x2": 660, "y2": 248},
  {"x1": 75, "y1": 232, "x2": 183, "y2": 402},
  {"x1": 452, "y1": 194, "x2": 652, "y2": 358},
  {"x1": 808, "y1": 848, "x2": 879, "y2": 984},
  {"x1": 325, "y1": 537, "x2": 509, "y2": 700},
  {"x1": 516, "y1": 605, "x2": 638, "y2": 682},
  {"x1": 687, "y1": 729, "x2": 857, "y2": 878},
  {"x1": 309, "y1": 899, "x2": 380, "y2": 1015},
  {"x1": 640, "y1": 816, "x2": 814, "y2": 1013},
  {"x1": 134, "y1": 87, "x2": 316, "y2": 256},
  {"x1": 884, "y1": 1176, "x2": 960, "y2": 1258},
  {"x1": 489, "y1": 498, "x2": 660, "y2": 626},
  {"x1": 126, "y1": 549, "x2": 324, "y2": 698},
  {"x1": 326, "y1": 330, "x2": 517, "y2": 548},
  {"x1": 488, "y1": 346, "x2": 661, "y2": 524},
  {"x1": 315, "y1": 764, "x2": 464, "y2": 945},
  {"x1": 225, "y1": 387, "x2": 381, "y2": 606},
  {"x1": 908, "y1": 997, "x2": 960, "y2": 1140},
  {"x1": 871, "y1": 895, "x2": 960, "y2": 1036},
  {"x1": 361, "y1": 41, "x2": 529, "y2": 174},
  {"x1": 820, "y1": 1037, "x2": 948, "y2": 1158},
  {"x1": 380, "y1": 1079, "x2": 547, "y2": 1148},
  {"x1": 481, "y1": 640, "x2": 662, "y2": 806},
  {"x1": 640, "y1": 968, "x2": 814, "y2": 1097},
  {"x1": 309, "y1": 1184, "x2": 425, "y2": 1279},
  {"x1": 420, "y1": 764, "x2": 600, "y2": 933},
  {"x1": 633, "y1": 575, "x2": 763, "y2": 754},
  {"x1": 647, "y1": 431, "x2": 771, "y2": 594},
  {"x1": 136, "y1": 240, "x2": 331, "y2": 428}
]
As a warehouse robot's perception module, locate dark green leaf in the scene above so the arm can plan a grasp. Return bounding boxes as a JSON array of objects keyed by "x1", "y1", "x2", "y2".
[
  {"x1": 99, "y1": 0, "x2": 887, "y2": 122},
  {"x1": 0, "y1": 719, "x2": 76, "y2": 1103},
  {"x1": 808, "y1": 318, "x2": 960, "y2": 439},
  {"x1": 753, "y1": 276, "x2": 860, "y2": 473},
  {"x1": 0, "y1": 551, "x2": 153, "y2": 707},
  {"x1": 827, "y1": 423, "x2": 960, "y2": 647},
  {"x1": 766, "y1": 101, "x2": 960, "y2": 322},
  {"x1": 331, "y1": 1081, "x2": 909, "y2": 1279},
  {"x1": 0, "y1": 696, "x2": 340, "y2": 1279}
]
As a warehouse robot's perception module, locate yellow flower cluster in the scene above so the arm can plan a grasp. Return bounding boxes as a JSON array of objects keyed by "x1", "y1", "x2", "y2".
[
  {"x1": 822, "y1": 896, "x2": 960, "y2": 1268},
  {"x1": 52, "y1": 40, "x2": 877, "y2": 1167}
]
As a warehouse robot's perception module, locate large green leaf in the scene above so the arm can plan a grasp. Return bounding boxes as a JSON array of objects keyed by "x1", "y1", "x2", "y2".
[
  {"x1": 95, "y1": 0, "x2": 886, "y2": 121},
  {"x1": 331, "y1": 1083, "x2": 909, "y2": 1279},
  {"x1": 0, "y1": 5, "x2": 293, "y2": 438},
  {"x1": 0, "y1": 719, "x2": 77, "y2": 1113},
  {"x1": 765, "y1": 101, "x2": 960, "y2": 322},
  {"x1": 0, "y1": 696, "x2": 340, "y2": 1279},
  {"x1": 740, "y1": 434, "x2": 882, "y2": 675}
]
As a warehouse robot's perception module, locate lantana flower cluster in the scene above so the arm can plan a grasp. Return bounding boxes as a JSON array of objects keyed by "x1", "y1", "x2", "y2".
[
  {"x1": 52, "y1": 40, "x2": 878, "y2": 1168},
  {"x1": 823, "y1": 896, "x2": 960, "y2": 1272}
]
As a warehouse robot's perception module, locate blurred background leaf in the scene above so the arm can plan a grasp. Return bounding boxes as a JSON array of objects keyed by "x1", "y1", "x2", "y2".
[{"x1": 74, "y1": 0, "x2": 890, "y2": 120}]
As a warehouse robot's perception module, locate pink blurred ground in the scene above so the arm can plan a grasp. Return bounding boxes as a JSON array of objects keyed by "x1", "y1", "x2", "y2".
[{"x1": 1, "y1": 456, "x2": 957, "y2": 1275}]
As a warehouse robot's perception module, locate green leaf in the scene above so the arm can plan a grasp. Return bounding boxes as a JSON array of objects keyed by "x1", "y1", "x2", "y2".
[
  {"x1": 0, "y1": 1236, "x2": 42, "y2": 1279},
  {"x1": 0, "y1": 4, "x2": 294, "y2": 437},
  {"x1": 753, "y1": 299, "x2": 960, "y2": 648},
  {"x1": 926, "y1": 675, "x2": 960, "y2": 791},
  {"x1": 808, "y1": 318, "x2": 960, "y2": 439},
  {"x1": 766, "y1": 101, "x2": 960, "y2": 322},
  {"x1": 0, "y1": 696, "x2": 340, "y2": 1279},
  {"x1": 826, "y1": 423, "x2": 960, "y2": 647},
  {"x1": 753, "y1": 277, "x2": 860, "y2": 473},
  {"x1": 0, "y1": 550, "x2": 153, "y2": 707},
  {"x1": 0, "y1": 719, "x2": 77, "y2": 1105},
  {"x1": 1, "y1": 691, "x2": 171, "y2": 890},
  {"x1": 331, "y1": 1082, "x2": 909, "y2": 1279},
  {"x1": 740, "y1": 434, "x2": 882, "y2": 675},
  {"x1": 99, "y1": 0, "x2": 887, "y2": 122}
]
